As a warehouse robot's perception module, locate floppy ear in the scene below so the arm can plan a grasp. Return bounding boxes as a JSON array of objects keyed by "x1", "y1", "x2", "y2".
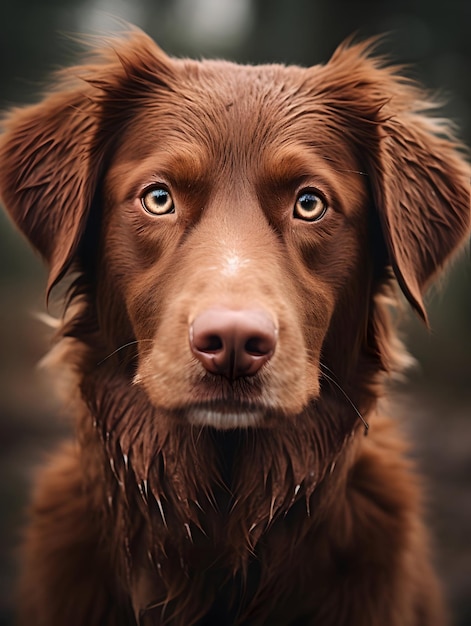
[
  {"x1": 0, "y1": 86, "x2": 99, "y2": 293},
  {"x1": 371, "y1": 103, "x2": 470, "y2": 323},
  {"x1": 0, "y1": 29, "x2": 173, "y2": 295},
  {"x1": 321, "y1": 42, "x2": 471, "y2": 323}
]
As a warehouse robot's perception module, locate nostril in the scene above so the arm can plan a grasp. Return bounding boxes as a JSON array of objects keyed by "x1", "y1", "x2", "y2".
[
  {"x1": 196, "y1": 333, "x2": 223, "y2": 353},
  {"x1": 245, "y1": 335, "x2": 274, "y2": 357}
]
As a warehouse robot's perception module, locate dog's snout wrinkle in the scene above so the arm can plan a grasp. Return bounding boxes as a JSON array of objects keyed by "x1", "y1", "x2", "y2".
[{"x1": 190, "y1": 307, "x2": 277, "y2": 380}]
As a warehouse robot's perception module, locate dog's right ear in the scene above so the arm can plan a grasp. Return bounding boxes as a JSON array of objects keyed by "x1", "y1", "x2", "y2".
[
  {"x1": 0, "y1": 29, "x2": 173, "y2": 296},
  {"x1": 0, "y1": 85, "x2": 100, "y2": 294}
]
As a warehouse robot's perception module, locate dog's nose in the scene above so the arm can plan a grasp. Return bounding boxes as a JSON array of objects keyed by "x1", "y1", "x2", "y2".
[{"x1": 189, "y1": 308, "x2": 277, "y2": 380}]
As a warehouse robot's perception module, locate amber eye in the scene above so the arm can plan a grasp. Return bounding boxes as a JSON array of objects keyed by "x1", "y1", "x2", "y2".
[
  {"x1": 141, "y1": 186, "x2": 175, "y2": 215},
  {"x1": 293, "y1": 190, "x2": 328, "y2": 222}
]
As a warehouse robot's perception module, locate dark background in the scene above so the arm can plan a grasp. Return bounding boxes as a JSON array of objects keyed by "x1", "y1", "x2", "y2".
[{"x1": 0, "y1": 0, "x2": 470, "y2": 624}]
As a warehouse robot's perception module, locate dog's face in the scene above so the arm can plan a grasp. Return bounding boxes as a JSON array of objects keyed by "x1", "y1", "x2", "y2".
[
  {"x1": 100, "y1": 61, "x2": 371, "y2": 428},
  {"x1": 0, "y1": 31, "x2": 469, "y2": 434}
]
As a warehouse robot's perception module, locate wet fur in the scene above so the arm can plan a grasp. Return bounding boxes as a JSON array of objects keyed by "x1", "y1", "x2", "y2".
[{"x1": 1, "y1": 28, "x2": 470, "y2": 625}]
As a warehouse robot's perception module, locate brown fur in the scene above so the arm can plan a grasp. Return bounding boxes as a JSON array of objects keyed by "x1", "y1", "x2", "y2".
[{"x1": 1, "y1": 28, "x2": 470, "y2": 625}]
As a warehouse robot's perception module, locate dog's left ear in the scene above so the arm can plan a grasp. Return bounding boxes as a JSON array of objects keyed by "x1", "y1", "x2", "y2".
[
  {"x1": 321, "y1": 43, "x2": 471, "y2": 323},
  {"x1": 371, "y1": 100, "x2": 470, "y2": 323}
]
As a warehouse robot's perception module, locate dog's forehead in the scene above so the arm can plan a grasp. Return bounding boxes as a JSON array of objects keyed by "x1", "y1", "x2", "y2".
[
  {"x1": 183, "y1": 59, "x2": 310, "y2": 107},
  {"x1": 131, "y1": 60, "x2": 313, "y2": 137},
  {"x1": 114, "y1": 58, "x2": 358, "y2": 178}
]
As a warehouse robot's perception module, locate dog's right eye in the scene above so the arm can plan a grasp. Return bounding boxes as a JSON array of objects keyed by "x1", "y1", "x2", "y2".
[{"x1": 141, "y1": 186, "x2": 175, "y2": 215}]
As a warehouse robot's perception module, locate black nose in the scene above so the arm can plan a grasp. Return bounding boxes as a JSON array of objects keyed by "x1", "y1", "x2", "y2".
[{"x1": 189, "y1": 308, "x2": 277, "y2": 380}]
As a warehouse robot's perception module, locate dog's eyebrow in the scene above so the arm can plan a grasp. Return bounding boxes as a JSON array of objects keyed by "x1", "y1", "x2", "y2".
[
  {"x1": 258, "y1": 146, "x2": 364, "y2": 208},
  {"x1": 106, "y1": 150, "x2": 210, "y2": 202},
  {"x1": 260, "y1": 143, "x2": 357, "y2": 180}
]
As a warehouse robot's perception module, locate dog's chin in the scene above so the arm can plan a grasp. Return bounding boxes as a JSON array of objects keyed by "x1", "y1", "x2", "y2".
[{"x1": 184, "y1": 403, "x2": 268, "y2": 429}]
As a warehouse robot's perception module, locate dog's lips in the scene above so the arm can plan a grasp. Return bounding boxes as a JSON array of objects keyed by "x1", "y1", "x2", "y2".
[
  {"x1": 170, "y1": 372, "x2": 307, "y2": 426},
  {"x1": 184, "y1": 401, "x2": 267, "y2": 429},
  {"x1": 179, "y1": 369, "x2": 271, "y2": 428},
  {"x1": 167, "y1": 374, "x2": 284, "y2": 428}
]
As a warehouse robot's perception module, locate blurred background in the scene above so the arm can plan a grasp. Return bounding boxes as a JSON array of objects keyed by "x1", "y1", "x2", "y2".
[{"x1": 0, "y1": 0, "x2": 470, "y2": 624}]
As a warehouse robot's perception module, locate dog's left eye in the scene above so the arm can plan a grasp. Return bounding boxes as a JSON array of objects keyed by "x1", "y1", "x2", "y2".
[
  {"x1": 141, "y1": 186, "x2": 175, "y2": 215},
  {"x1": 293, "y1": 191, "x2": 328, "y2": 222}
]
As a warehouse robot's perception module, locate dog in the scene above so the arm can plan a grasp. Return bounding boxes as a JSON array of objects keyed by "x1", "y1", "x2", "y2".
[{"x1": 1, "y1": 28, "x2": 470, "y2": 626}]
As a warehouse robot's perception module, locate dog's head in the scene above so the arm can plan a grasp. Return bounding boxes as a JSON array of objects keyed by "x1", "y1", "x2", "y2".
[{"x1": 1, "y1": 30, "x2": 469, "y2": 433}]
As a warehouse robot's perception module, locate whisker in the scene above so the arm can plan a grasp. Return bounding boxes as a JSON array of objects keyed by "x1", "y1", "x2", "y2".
[
  {"x1": 320, "y1": 364, "x2": 369, "y2": 434},
  {"x1": 97, "y1": 339, "x2": 154, "y2": 366},
  {"x1": 318, "y1": 154, "x2": 368, "y2": 176}
]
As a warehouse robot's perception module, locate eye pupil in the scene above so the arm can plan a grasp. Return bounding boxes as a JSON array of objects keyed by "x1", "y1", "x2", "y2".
[
  {"x1": 300, "y1": 194, "x2": 316, "y2": 209},
  {"x1": 154, "y1": 189, "x2": 168, "y2": 204},
  {"x1": 294, "y1": 190, "x2": 327, "y2": 222},
  {"x1": 141, "y1": 186, "x2": 175, "y2": 215}
]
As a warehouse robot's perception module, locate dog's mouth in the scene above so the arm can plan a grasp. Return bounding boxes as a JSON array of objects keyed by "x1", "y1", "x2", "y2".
[
  {"x1": 159, "y1": 371, "x2": 307, "y2": 428},
  {"x1": 147, "y1": 366, "x2": 298, "y2": 428},
  {"x1": 183, "y1": 375, "x2": 273, "y2": 428}
]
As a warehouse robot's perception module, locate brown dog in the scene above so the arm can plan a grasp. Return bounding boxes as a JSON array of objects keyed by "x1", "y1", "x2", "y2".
[{"x1": 1, "y1": 28, "x2": 469, "y2": 626}]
